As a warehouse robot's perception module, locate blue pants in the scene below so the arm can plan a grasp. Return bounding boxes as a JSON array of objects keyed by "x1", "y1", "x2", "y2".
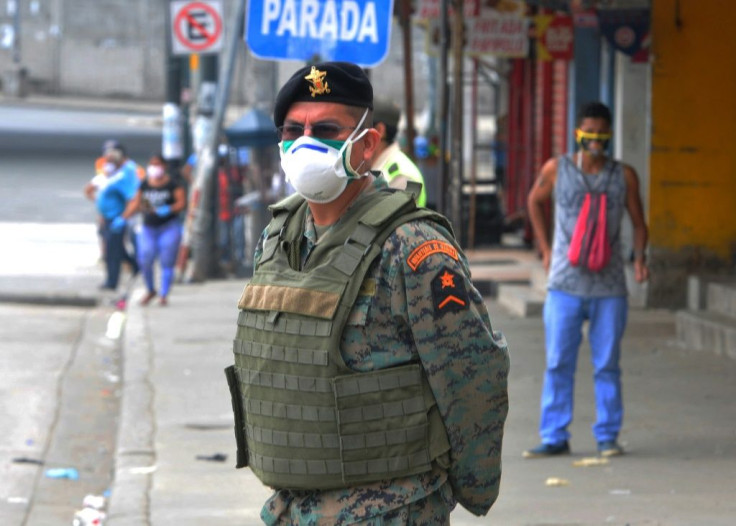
[
  {"x1": 137, "y1": 220, "x2": 182, "y2": 298},
  {"x1": 103, "y1": 220, "x2": 138, "y2": 290},
  {"x1": 540, "y1": 290, "x2": 628, "y2": 444}
]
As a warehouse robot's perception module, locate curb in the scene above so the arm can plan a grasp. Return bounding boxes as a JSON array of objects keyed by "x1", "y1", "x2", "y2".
[
  {"x1": 0, "y1": 293, "x2": 98, "y2": 308},
  {"x1": 107, "y1": 283, "x2": 155, "y2": 526},
  {"x1": 0, "y1": 94, "x2": 162, "y2": 115}
]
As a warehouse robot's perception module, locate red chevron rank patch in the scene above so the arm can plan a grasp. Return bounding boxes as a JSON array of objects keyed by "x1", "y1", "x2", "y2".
[{"x1": 431, "y1": 267, "x2": 469, "y2": 316}]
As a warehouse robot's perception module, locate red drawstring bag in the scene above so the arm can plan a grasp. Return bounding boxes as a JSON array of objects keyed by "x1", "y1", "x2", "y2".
[{"x1": 568, "y1": 168, "x2": 613, "y2": 272}]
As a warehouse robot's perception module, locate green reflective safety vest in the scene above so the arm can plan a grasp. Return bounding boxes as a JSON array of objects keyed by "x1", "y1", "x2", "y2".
[
  {"x1": 379, "y1": 145, "x2": 427, "y2": 208},
  {"x1": 225, "y1": 188, "x2": 454, "y2": 490}
]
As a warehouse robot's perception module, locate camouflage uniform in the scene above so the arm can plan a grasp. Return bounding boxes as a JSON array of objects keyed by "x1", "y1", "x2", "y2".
[{"x1": 251, "y1": 177, "x2": 509, "y2": 525}]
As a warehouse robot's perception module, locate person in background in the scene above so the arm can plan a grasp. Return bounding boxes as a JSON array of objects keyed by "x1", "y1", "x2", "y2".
[
  {"x1": 86, "y1": 139, "x2": 120, "y2": 261},
  {"x1": 95, "y1": 146, "x2": 140, "y2": 291},
  {"x1": 370, "y1": 98, "x2": 427, "y2": 207},
  {"x1": 129, "y1": 154, "x2": 186, "y2": 306},
  {"x1": 121, "y1": 148, "x2": 147, "y2": 261},
  {"x1": 216, "y1": 144, "x2": 245, "y2": 273},
  {"x1": 525, "y1": 101, "x2": 649, "y2": 458}
]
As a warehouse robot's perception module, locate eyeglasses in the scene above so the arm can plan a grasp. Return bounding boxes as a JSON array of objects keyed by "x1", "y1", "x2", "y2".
[{"x1": 277, "y1": 122, "x2": 359, "y2": 141}]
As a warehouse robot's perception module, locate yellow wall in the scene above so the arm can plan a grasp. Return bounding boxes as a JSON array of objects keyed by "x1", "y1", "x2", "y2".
[{"x1": 650, "y1": 0, "x2": 736, "y2": 259}]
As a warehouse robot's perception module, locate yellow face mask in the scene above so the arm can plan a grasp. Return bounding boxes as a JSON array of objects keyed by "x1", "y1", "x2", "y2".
[{"x1": 576, "y1": 129, "x2": 612, "y2": 151}]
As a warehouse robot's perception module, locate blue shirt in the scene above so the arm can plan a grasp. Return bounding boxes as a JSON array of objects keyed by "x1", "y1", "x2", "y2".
[{"x1": 96, "y1": 161, "x2": 140, "y2": 220}]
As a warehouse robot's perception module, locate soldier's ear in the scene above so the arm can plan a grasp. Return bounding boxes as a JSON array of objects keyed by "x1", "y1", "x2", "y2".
[{"x1": 360, "y1": 128, "x2": 382, "y2": 160}]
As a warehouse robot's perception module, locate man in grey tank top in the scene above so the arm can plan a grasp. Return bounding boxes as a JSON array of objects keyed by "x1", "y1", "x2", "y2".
[{"x1": 524, "y1": 102, "x2": 649, "y2": 458}]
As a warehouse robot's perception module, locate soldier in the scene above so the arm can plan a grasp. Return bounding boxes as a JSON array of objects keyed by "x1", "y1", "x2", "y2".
[
  {"x1": 370, "y1": 98, "x2": 428, "y2": 207},
  {"x1": 225, "y1": 62, "x2": 509, "y2": 525}
]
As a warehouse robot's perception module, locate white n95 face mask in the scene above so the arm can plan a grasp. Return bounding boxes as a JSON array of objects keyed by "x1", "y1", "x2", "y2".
[
  {"x1": 147, "y1": 165, "x2": 165, "y2": 179},
  {"x1": 279, "y1": 110, "x2": 369, "y2": 203}
]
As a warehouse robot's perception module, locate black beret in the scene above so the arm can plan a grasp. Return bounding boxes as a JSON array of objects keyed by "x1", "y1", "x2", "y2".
[{"x1": 273, "y1": 62, "x2": 373, "y2": 127}]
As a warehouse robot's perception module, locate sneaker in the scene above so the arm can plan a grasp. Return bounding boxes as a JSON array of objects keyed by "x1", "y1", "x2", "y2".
[
  {"x1": 523, "y1": 441, "x2": 570, "y2": 458},
  {"x1": 158, "y1": 296, "x2": 168, "y2": 306},
  {"x1": 598, "y1": 440, "x2": 624, "y2": 457}
]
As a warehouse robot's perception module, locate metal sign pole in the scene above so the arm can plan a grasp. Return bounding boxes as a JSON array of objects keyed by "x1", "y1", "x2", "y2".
[
  {"x1": 399, "y1": 0, "x2": 416, "y2": 160},
  {"x1": 438, "y1": 0, "x2": 450, "y2": 216},
  {"x1": 189, "y1": 0, "x2": 247, "y2": 281}
]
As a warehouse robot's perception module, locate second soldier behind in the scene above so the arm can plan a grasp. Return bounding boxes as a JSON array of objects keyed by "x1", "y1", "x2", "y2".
[
  {"x1": 225, "y1": 62, "x2": 510, "y2": 525},
  {"x1": 370, "y1": 98, "x2": 428, "y2": 207}
]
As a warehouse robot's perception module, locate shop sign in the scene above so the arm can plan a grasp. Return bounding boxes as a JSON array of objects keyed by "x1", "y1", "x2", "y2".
[{"x1": 536, "y1": 13, "x2": 574, "y2": 61}]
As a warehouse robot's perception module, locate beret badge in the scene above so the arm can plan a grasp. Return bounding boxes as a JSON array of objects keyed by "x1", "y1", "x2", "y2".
[{"x1": 304, "y1": 66, "x2": 331, "y2": 98}]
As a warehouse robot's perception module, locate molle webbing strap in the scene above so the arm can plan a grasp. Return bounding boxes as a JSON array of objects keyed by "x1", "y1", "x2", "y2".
[
  {"x1": 330, "y1": 191, "x2": 416, "y2": 276},
  {"x1": 249, "y1": 452, "x2": 343, "y2": 476},
  {"x1": 334, "y1": 367, "x2": 421, "y2": 397},
  {"x1": 246, "y1": 424, "x2": 340, "y2": 449},
  {"x1": 338, "y1": 395, "x2": 425, "y2": 424},
  {"x1": 241, "y1": 369, "x2": 333, "y2": 393},
  {"x1": 248, "y1": 450, "x2": 431, "y2": 479},
  {"x1": 331, "y1": 222, "x2": 378, "y2": 276},
  {"x1": 343, "y1": 450, "x2": 431, "y2": 478},
  {"x1": 238, "y1": 311, "x2": 332, "y2": 337},
  {"x1": 234, "y1": 340, "x2": 329, "y2": 367},
  {"x1": 245, "y1": 398, "x2": 336, "y2": 422},
  {"x1": 340, "y1": 424, "x2": 427, "y2": 450}
]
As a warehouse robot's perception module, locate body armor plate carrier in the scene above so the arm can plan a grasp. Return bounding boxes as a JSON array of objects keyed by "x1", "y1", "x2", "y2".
[{"x1": 225, "y1": 188, "x2": 454, "y2": 490}]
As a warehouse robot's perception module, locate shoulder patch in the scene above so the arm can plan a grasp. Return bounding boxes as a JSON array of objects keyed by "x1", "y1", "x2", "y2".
[
  {"x1": 431, "y1": 267, "x2": 469, "y2": 316},
  {"x1": 407, "y1": 240, "x2": 458, "y2": 271}
]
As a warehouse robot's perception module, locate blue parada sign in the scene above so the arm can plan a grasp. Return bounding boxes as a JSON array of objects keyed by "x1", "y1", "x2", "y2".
[{"x1": 246, "y1": 0, "x2": 395, "y2": 67}]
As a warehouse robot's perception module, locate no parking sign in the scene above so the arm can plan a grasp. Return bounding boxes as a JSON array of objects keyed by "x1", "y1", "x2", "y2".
[{"x1": 171, "y1": 1, "x2": 224, "y2": 55}]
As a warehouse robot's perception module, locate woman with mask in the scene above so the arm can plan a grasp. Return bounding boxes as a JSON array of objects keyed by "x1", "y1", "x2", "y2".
[{"x1": 130, "y1": 154, "x2": 186, "y2": 305}]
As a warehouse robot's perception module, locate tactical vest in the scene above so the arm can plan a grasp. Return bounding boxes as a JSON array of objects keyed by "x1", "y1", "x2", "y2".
[{"x1": 225, "y1": 188, "x2": 454, "y2": 490}]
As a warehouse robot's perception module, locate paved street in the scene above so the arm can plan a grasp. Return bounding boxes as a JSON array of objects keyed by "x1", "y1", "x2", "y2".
[
  {"x1": 3, "y1": 102, "x2": 736, "y2": 526},
  {"x1": 0, "y1": 303, "x2": 123, "y2": 525},
  {"x1": 0, "y1": 102, "x2": 158, "y2": 524},
  {"x1": 108, "y1": 267, "x2": 736, "y2": 526}
]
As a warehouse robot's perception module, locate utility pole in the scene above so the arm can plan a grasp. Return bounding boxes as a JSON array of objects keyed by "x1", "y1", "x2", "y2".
[
  {"x1": 449, "y1": 0, "x2": 464, "y2": 241},
  {"x1": 399, "y1": 0, "x2": 416, "y2": 160},
  {"x1": 189, "y1": 0, "x2": 247, "y2": 281},
  {"x1": 438, "y1": 0, "x2": 450, "y2": 216},
  {"x1": 11, "y1": 0, "x2": 20, "y2": 64},
  {"x1": 163, "y1": 2, "x2": 184, "y2": 172}
]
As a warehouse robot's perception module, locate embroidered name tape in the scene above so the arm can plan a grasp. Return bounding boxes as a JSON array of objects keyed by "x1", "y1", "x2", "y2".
[{"x1": 407, "y1": 240, "x2": 459, "y2": 271}]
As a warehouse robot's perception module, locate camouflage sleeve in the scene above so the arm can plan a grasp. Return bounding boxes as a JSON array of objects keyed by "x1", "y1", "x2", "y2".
[{"x1": 390, "y1": 220, "x2": 510, "y2": 516}]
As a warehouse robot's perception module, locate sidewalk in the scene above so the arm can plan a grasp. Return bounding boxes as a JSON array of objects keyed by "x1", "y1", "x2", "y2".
[{"x1": 108, "y1": 249, "x2": 736, "y2": 526}]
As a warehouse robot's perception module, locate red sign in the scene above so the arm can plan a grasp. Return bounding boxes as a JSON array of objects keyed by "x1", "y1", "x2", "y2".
[
  {"x1": 172, "y1": 1, "x2": 223, "y2": 55},
  {"x1": 536, "y1": 14, "x2": 574, "y2": 61}
]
